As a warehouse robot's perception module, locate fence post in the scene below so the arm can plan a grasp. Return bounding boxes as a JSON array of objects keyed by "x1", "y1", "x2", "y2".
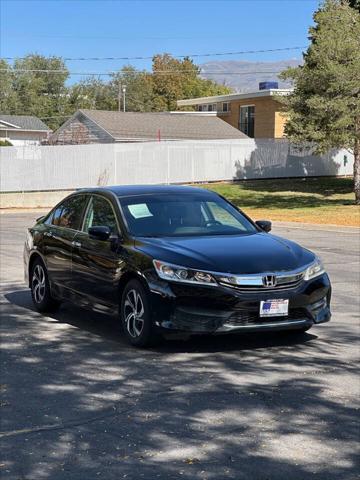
[
  {"x1": 167, "y1": 144, "x2": 170, "y2": 185},
  {"x1": 192, "y1": 148, "x2": 195, "y2": 183},
  {"x1": 114, "y1": 146, "x2": 117, "y2": 184}
]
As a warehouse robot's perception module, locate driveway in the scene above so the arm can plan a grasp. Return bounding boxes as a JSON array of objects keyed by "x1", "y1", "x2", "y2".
[{"x1": 0, "y1": 212, "x2": 359, "y2": 480}]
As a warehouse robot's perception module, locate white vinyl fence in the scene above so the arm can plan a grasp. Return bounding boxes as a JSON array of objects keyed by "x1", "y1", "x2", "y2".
[{"x1": 0, "y1": 139, "x2": 354, "y2": 193}]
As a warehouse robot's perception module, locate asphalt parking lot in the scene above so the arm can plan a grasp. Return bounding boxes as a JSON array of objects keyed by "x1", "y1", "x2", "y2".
[{"x1": 0, "y1": 212, "x2": 359, "y2": 480}]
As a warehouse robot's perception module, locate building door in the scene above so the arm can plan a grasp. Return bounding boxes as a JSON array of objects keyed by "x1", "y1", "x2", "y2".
[{"x1": 239, "y1": 106, "x2": 255, "y2": 137}]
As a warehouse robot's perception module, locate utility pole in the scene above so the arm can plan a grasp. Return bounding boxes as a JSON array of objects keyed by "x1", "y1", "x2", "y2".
[
  {"x1": 122, "y1": 84, "x2": 127, "y2": 112},
  {"x1": 118, "y1": 82, "x2": 122, "y2": 112}
]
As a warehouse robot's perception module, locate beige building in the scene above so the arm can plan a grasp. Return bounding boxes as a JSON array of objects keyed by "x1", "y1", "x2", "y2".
[{"x1": 177, "y1": 88, "x2": 291, "y2": 139}]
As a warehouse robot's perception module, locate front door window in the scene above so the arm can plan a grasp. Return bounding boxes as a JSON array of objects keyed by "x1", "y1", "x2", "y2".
[{"x1": 83, "y1": 196, "x2": 118, "y2": 234}]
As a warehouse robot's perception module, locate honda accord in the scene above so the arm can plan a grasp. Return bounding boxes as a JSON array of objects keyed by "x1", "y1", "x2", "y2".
[{"x1": 24, "y1": 185, "x2": 331, "y2": 347}]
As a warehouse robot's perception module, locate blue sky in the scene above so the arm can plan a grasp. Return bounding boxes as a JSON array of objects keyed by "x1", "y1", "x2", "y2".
[{"x1": 1, "y1": 0, "x2": 320, "y2": 81}]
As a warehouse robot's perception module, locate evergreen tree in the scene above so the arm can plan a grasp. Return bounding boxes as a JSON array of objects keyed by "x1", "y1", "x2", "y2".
[{"x1": 280, "y1": 0, "x2": 360, "y2": 203}]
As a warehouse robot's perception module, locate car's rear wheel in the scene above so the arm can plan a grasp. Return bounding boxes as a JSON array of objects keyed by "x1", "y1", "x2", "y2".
[
  {"x1": 120, "y1": 279, "x2": 158, "y2": 347},
  {"x1": 30, "y1": 258, "x2": 60, "y2": 312}
]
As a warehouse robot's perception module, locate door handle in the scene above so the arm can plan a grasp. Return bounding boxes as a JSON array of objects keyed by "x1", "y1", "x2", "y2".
[{"x1": 72, "y1": 241, "x2": 81, "y2": 248}]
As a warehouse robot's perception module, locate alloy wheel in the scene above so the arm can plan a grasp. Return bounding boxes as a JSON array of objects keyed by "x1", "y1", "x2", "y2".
[
  {"x1": 32, "y1": 264, "x2": 46, "y2": 304},
  {"x1": 124, "y1": 289, "x2": 145, "y2": 338}
]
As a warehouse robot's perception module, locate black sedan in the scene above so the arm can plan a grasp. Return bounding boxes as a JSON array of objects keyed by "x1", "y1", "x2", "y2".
[{"x1": 24, "y1": 185, "x2": 331, "y2": 347}]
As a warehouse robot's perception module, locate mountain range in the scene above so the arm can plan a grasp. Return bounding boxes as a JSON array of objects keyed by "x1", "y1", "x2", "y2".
[{"x1": 199, "y1": 58, "x2": 302, "y2": 93}]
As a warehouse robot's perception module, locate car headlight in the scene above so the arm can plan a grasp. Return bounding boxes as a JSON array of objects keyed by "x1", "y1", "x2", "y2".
[
  {"x1": 304, "y1": 258, "x2": 325, "y2": 281},
  {"x1": 153, "y1": 260, "x2": 218, "y2": 286}
]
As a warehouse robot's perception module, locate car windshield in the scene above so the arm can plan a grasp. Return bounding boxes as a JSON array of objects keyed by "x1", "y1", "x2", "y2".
[{"x1": 118, "y1": 193, "x2": 257, "y2": 237}]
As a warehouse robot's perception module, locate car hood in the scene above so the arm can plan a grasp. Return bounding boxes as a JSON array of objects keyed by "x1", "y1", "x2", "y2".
[{"x1": 134, "y1": 233, "x2": 315, "y2": 274}]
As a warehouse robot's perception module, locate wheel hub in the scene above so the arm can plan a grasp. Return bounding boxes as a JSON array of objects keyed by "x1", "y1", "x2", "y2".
[
  {"x1": 124, "y1": 289, "x2": 145, "y2": 338},
  {"x1": 32, "y1": 264, "x2": 46, "y2": 304}
]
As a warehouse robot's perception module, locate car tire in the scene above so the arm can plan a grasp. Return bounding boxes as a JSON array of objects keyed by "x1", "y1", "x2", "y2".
[
  {"x1": 30, "y1": 258, "x2": 61, "y2": 313},
  {"x1": 120, "y1": 279, "x2": 159, "y2": 347}
]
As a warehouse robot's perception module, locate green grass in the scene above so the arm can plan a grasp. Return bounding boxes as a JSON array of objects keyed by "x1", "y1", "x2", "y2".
[{"x1": 201, "y1": 177, "x2": 359, "y2": 226}]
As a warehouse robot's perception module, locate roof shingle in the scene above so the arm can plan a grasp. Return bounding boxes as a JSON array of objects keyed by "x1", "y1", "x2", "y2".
[
  {"x1": 79, "y1": 109, "x2": 248, "y2": 141},
  {"x1": 0, "y1": 115, "x2": 51, "y2": 131}
]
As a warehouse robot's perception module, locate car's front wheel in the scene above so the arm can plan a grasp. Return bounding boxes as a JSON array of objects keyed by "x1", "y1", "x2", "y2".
[
  {"x1": 30, "y1": 258, "x2": 60, "y2": 312},
  {"x1": 120, "y1": 279, "x2": 158, "y2": 347}
]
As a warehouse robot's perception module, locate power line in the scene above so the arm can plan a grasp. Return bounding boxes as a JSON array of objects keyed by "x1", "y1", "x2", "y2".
[
  {"x1": 0, "y1": 68, "x2": 290, "y2": 76},
  {"x1": 1, "y1": 46, "x2": 306, "y2": 62}
]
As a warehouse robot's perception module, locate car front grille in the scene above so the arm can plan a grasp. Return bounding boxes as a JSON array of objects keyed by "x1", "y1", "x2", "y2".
[
  {"x1": 219, "y1": 273, "x2": 304, "y2": 293},
  {"x1": 224, "y1": 308, "x2": 309, "y2": 327}
]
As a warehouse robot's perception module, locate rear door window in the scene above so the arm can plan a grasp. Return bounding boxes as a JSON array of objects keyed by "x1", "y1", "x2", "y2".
[{"x1": 51, "y1": 195, "x2": 88, "y2": 230}]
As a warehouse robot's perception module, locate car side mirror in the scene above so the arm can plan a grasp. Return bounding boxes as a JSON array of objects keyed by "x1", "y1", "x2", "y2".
[
  {"x1": 255, "y1": 220, "x2": 272, "y2": 232},
  {"x1": 88, "y1": 226, "x2": 111, "y2": 241}
]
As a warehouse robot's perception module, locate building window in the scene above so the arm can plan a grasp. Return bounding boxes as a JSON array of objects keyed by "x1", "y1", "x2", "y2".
[
  {"x1": 222, "y1": 102, "x2": 229, "y2": 112},
  {"x1": 239, "y1": 106, "x2": 255, "y2": 137},
  {"x1": 198, "y1": 105, "x2": 203, "y2": 112},
  {"x1": 206, "y1": 104, "x2": 217, "y2": 112}
]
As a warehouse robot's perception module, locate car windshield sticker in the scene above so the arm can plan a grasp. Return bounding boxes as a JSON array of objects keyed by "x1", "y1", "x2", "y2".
[{"x1": 128, "y1": 203, "x2": 153, "y2": 219}]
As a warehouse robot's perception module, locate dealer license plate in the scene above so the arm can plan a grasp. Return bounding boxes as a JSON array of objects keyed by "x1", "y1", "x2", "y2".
[{"x1": 260, "y1": 299, "x2": 289, "y2": 317}]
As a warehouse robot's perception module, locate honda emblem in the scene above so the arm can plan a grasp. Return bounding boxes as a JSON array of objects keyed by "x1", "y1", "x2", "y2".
[{"x1": 263, "y1": 275, "x2": 277, "y2": 287}]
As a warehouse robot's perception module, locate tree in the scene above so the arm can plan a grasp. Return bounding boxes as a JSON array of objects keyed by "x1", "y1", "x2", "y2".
[
  {"x1": 349, "y1": 0, "x2": 360, "y2": 11},
  {"x1": 0, "y1": 139, "x2": 13, "y2": 146},
  {"x1": 151, "y1": 54, "x2": 231, "y2": 111},
  {"x1": 1, "y1": 53, "x2": 231, "y2": 129},
  {"x1": 109, "y1": 56, "x2": 231, "y2": 112},
  {"x1": 110, "y1": 66, "x2": 155, "y2": 112},
  {"x1": 0, "y1": 55, "x2": 69, "y2": 129},
  {"x1": 0, "y1": 59, "x2": 19, "y2": 113},
  {"x1": 9, "y1": 54, "x2": 69, "y2": 130},
  {"x1": 280, "y1": 0, "x2": 360, "y2": 203},
  {"x1": 68, "y1": 77, "x2": 115, "y2": 112}
]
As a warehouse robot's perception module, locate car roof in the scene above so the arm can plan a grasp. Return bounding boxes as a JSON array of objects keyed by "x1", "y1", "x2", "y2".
[{"x1": 78, "y1": 184, "x2": 218, "y2": 197}]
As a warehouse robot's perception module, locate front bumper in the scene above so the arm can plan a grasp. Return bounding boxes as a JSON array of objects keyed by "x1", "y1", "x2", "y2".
[{"x1": 147, "y1": 273, "x2": 331, "y2": 334}]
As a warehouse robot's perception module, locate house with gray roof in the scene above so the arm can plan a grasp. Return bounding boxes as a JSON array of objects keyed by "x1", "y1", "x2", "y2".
[
  {"x1": 52, "y1": 109, "x2": 248, "y2": 144},
  {"x1": 0, "y1": 115, "x2": 51, "y2": 146}
]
